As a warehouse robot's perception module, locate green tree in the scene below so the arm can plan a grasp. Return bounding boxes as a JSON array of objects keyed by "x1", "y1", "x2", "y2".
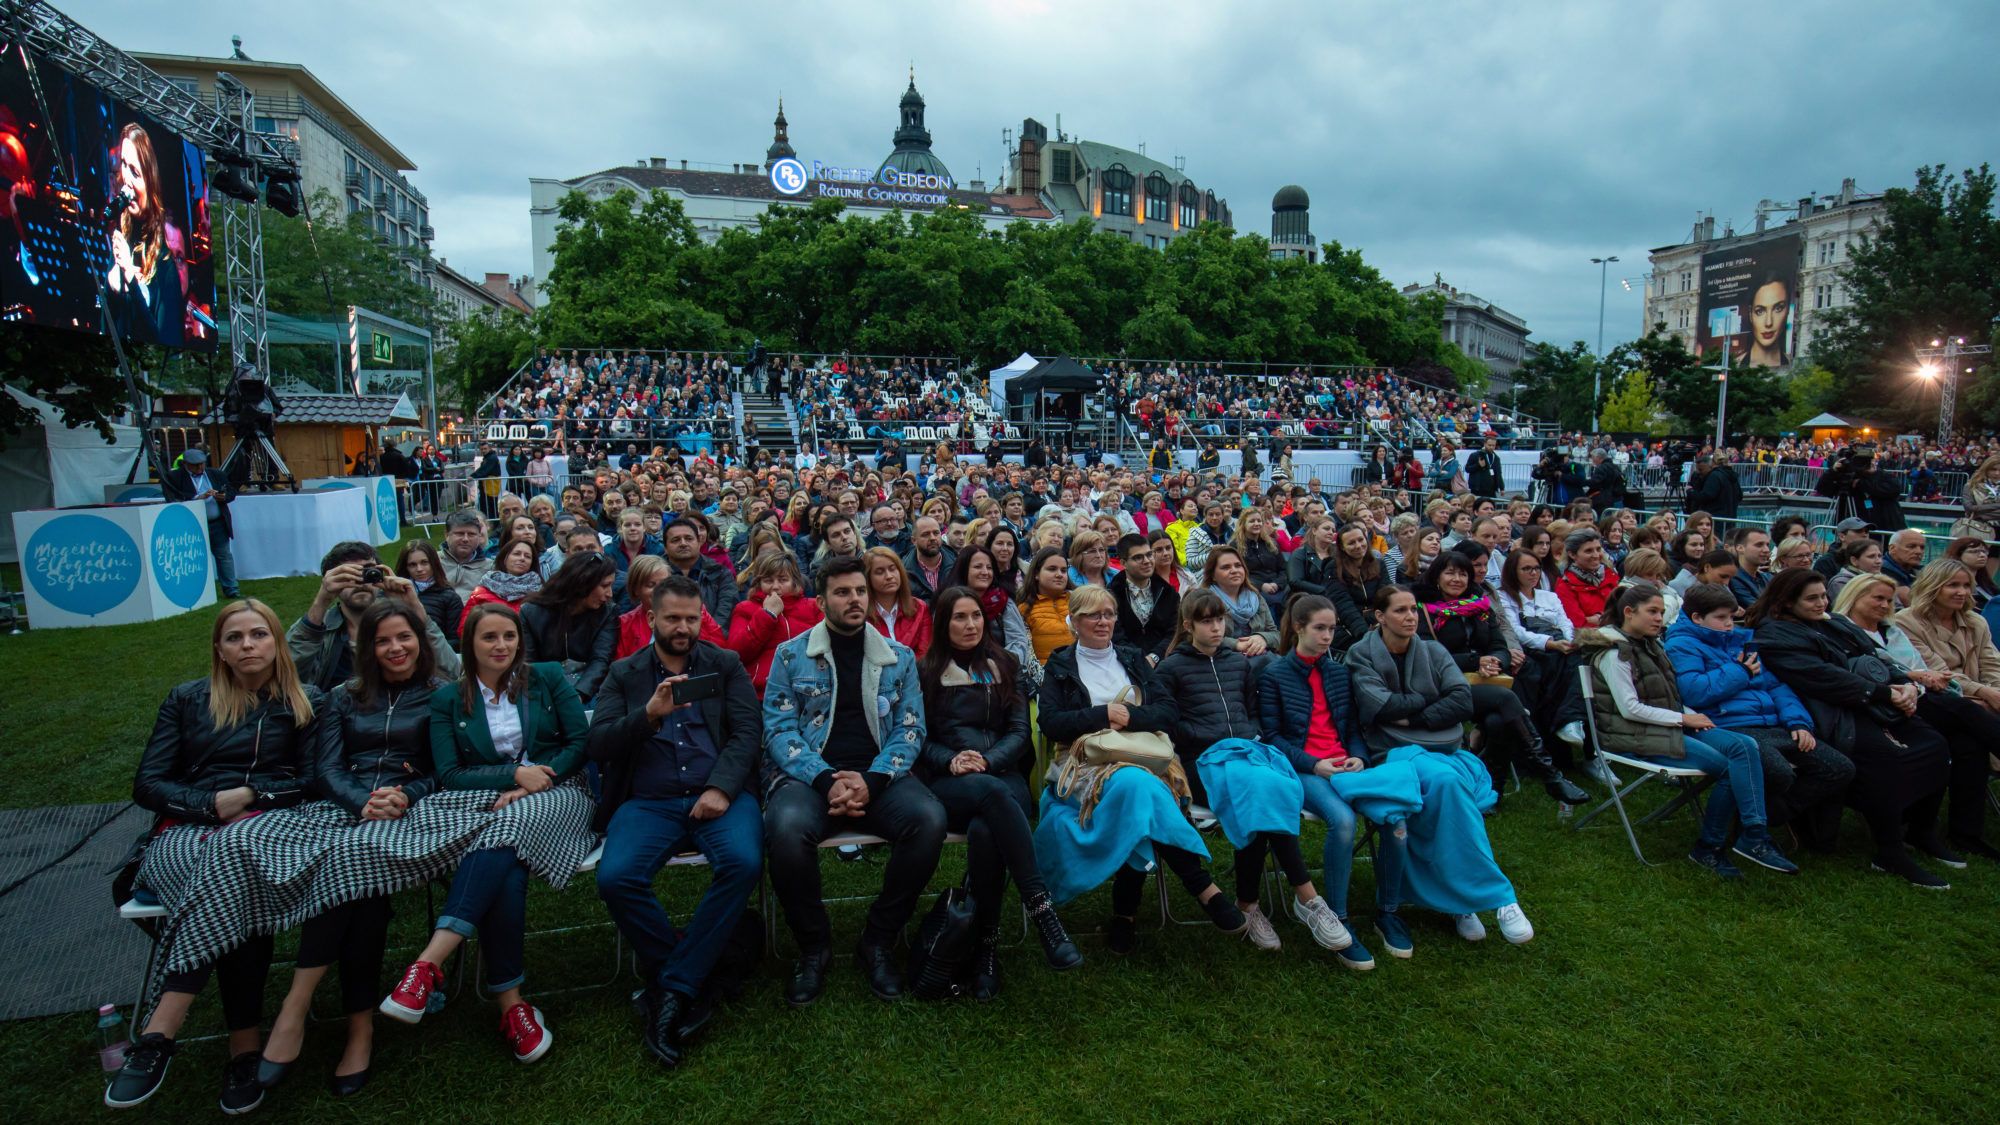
[
  {"x1": 540, "y1": 189, "x2": 729, "y2": 349},
  {"x1": 1508, "y1": 341, "x2": 1600, "y2": 429},
  {"x1": 1599, "y1": 368, "x2": 1663, "y2": 434},
  {"x1": 1813, "y1": 164, "x2": 2000, "y2": 429},
  {"x1": 1775, "y1": 363, "x2": 1841, "y2": 430},
  {"x1": 439, "y1": 309, "x2": 537, "y2": 416},
  {"x1": 974, "y1": 276, "x2": 1081, "y2": 359},
  {"x1": 259, "y1": 190, "x2": 433, "y2": 324}
]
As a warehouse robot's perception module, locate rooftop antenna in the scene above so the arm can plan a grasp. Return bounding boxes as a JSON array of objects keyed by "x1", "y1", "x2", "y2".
[{"x1": 1138, "y1": 140, "x2": 1146, "y2": 157}]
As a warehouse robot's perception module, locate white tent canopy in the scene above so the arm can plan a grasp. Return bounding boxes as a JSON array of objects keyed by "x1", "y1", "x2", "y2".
[
  {"x1": 987, "y1": 352, "x2": 1039, "y2": 415},
  {"x1": 0, "y1": 387, "x2": 145, "y2": 562},
  {"x1": 1799, "y1": 412, "x2": 1852, "y2": 428}
]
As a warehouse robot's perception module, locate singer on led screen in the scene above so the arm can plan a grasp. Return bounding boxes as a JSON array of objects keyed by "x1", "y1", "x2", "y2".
[{"x1": 104, "y1": 122, "x2": 186, "y2": 340}]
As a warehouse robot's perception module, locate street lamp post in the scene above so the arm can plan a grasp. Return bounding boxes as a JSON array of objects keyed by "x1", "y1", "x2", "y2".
[{"x1": 1591, "y1": 255, "x2": 1619, "y2": 429}]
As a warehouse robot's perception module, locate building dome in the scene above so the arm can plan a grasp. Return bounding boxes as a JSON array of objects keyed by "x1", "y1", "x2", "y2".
[
  {"x1": 881, "y1": 69, "x2": 953, "y2": 186},
  {"x1": 1272, "y1": 184, "x2": 1310, "y2": 212}
]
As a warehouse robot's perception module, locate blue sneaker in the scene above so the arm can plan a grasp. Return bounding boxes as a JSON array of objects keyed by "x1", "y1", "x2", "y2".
[
  {"x1": 1336, "y1": 917, "x2": 1375, "y2": 972},
  {"x1": 1374, "y1": 911, "x2": 1413, "y2": 959},
  {"x1": 1732, "y1": 832, "x2": 1800, "y2": 875},
  {"x1": 1688, "y1": 844, "x2": 1743, "y2": 879}
]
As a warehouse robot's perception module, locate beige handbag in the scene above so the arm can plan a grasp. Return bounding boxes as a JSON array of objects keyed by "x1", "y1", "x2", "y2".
[{"x1": 1072, "y1": 687, "x2": 1176, "y2": 773}]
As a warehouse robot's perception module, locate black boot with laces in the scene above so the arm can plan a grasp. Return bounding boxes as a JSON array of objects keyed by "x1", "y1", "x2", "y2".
[
  {"x1": 1027, "y1": 892, "x2": 1083, "y2": 971},
  {"x1": 970, "y1": 929, "x2": 1002, "y2": 1001}
]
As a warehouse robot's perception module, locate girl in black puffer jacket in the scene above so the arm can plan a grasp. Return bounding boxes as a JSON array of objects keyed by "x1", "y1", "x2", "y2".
[
  {"x1": 916, "y1": 588, "x2": 1080, "y2": 998},
  {"x1": 1155, "y1": 590, "x2": 1322, "y2": 953}
]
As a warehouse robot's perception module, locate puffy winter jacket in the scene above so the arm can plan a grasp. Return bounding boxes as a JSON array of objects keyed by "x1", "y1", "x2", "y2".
[
  {"x1": 314, "y1": 678, "x2": 442, "y2": 815},
  {"x1": 1154, "y1": 642, "x2": 1263, "y2": 774},
  {"x1": 728, "y1": 592, "x2": 824, "y2": 695},
  {"x1": 1256, "y1": 650, "x2": 1368, "y2": 773},
  {"x1": 1662, "y1": 616, "x2": 1813, "y2": 732},
  {"x1": 135, "y1": 679, "x2": 324, "y2": 824}
]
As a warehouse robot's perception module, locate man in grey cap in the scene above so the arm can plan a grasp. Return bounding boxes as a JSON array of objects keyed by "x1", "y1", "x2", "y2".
[
  {"x1": 1815, "y1": 517, "x2": 1872, "y2": 578},
  {"x1": 161, "y1": 445, "x2": 241, "y2": 598}
]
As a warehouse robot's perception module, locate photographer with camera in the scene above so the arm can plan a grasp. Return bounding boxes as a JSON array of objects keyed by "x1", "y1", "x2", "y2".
[
  {"x1": 1815, "y1": 443, "x2": 1907, "y2": 531},
  {"x1": 289, "y1": 541, "x2": 462, "y2": 690},
  {"x1": 1530, "y1": 447, "x2": 1586, "y2": 507},
  {"x1": 1685, "y1": 453, "x2": 1742, "y2": 520}
]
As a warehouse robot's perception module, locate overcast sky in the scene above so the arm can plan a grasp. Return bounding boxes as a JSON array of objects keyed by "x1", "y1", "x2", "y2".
[{"x1": 61, "y1": 0, "x2": 2000, "y2": 353}]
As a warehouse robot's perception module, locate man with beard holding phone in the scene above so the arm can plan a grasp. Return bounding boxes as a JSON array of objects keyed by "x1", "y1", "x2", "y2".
[{"x1": 588, "y1": 574, "x2": 764, "y2": 1067}]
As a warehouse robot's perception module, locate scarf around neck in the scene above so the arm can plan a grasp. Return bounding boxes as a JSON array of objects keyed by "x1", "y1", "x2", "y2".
[
  {"x1": 480, "y1": 568, "x2": 543, "y2": 602},
  {"x1": 1423, "y1": 594, "x2": 1491, "y2": 620},
  {"x1": 1215, "y1": 583, "x2": 1264, "y2": 628}
]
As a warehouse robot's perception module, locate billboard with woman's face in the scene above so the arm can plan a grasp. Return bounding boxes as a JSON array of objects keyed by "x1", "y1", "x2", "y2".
[
  {"x1": 0, "y1": 47, "x2": 216, "y2": 349},
  {"x1": 1696, "y1": 232, "x2": 1800, "y2": 370}
]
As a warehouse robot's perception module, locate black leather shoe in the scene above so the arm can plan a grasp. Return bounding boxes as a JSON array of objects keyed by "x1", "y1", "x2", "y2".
[
  {"x1": 855, "y1": 942, "x2": 904, "y2": 1001},
  {"x1": 1027, "y1": 894, "x2": 1083, "y2": 971},
  {"x1": 970, "y1": 931, "x2": 1002, "y2": 1001},
  {"x1": 786, "y1": 948, "x2": 832, "y2": 1008},
  {"x1": 327, "y1": 1068, "x2": 370, "y2": 1098},
  {"x1": 254, "y1": 1054, "x2": 293, "y2": 1090},
  {"x1": 643, "y1": 988, "x2": 685, "y2": 1067}
]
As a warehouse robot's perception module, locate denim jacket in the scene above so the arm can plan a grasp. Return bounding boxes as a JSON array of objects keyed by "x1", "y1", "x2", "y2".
[{"x1": 762, "y1": 621, "x2": 926, "y2": 787}]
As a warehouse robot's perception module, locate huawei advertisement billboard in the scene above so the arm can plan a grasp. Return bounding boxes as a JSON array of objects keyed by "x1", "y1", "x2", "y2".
[{"x1": 1696, "y1": 231, "x2": 1800, "y2": 370}]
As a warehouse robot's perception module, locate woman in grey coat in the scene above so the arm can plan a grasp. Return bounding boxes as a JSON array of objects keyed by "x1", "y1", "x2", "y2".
[{"x1": 1344, "y1": 586, "x2": 1474, "y2": 754}]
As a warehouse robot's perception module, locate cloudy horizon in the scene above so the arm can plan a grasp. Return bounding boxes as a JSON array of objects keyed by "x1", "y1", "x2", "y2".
[{"x1": 54, "y1": 0, "x2": 2000, "y2": 356}]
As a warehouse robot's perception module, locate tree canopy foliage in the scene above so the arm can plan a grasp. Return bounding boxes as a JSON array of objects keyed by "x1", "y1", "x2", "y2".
[{"x1": 536, "y1": 191, "x2": 1484, "y2": 380}]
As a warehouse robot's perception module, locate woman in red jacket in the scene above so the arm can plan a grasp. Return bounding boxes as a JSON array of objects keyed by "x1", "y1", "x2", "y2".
[
  {"x1": 864, "y1": 545, "x2": 932, "y2": 657},
  {"x1": 727, "y1": 553, "x2": 823, "y2": 696},
  {"x1": 614, "y1": 556, "x2": 724, "y2": 660},
  {"x1": 458, "y1": 538, "x2": 542, "y2": 635},
  {"x1": 1554, "y1": 528, "x2": 1622, "y2": 629}
]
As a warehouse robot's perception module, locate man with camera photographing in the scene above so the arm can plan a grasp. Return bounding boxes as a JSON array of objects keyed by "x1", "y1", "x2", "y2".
[
  {"x1": 1815, "y1": 443, "x2": 1907, "y2": 531},
  {"x1": 1531, "y1": 447, "x2": 1585, "y2": 506},
  {"x1": 287, "y1": 540, "x2": 462, "y2": 690}
]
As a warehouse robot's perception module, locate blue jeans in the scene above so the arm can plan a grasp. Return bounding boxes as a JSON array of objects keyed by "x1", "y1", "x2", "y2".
[
  {"x1": 595, "y1": 795, "x2": 763, "y2": 999},
  {"x1": 1299, "y1": 772, "x2": 1407, "y2": 915},
  {"x1": 438, "y1": 847, "x2": 528, "y2": 992},
  {"x1": 209, "y1": 518, "x2": 239, "y2": 596},
  {"x1": 1637, "y1": 727, "x2": 1767, "y2": 847}
]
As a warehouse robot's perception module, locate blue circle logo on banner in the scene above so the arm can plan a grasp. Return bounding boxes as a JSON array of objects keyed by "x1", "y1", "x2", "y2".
[
  {"x1": 374, "y1": 477, "x2": 399, "y2": 539},
  {"x1": 149, "y1": 504, "x2": 211, "y2": 608},
  {"x1": 24, "y1": 514, "x2": 141, "y2": 616},
  {"x1": 769, "y1": 157, "x2": 808, "y2": 196}
]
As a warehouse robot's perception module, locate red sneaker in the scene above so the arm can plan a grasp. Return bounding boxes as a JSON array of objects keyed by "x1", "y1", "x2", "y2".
[
  {"x1": 378, "y1": 960, "x2": 442, "y2": 1024},
  {"x1": 502, "y1": 1003, "x2": 552, "y2": 1063}
]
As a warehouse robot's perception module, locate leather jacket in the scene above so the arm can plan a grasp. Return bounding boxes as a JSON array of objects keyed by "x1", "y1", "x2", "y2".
[
  {"x1": 917, "y1": 656, "x2": 1032, "y2": 781},
  {"x1": 134, "y1": 679, "x2": 324, "y2": 823},
  {"x1": 314, "y1": 678, "x2": 442, "y2": 815}
]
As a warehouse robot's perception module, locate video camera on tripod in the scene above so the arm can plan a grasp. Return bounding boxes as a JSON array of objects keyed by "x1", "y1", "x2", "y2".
[{"x1": 219, "y1": 362, "x2": 294, "y2": 490}]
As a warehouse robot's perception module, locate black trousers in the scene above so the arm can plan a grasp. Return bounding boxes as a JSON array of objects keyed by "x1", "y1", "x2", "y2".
[
  {"x1": 1233, "y1": 833, "x2": 1308, "y2": 904},
  {"x1": 1109, "y1": 844, "x2": 1213, "y2": 917},
  {"x1": 161, "y1": 934, "x2": 274, "y2": 1032},
  {"x1": 294, "y1": 895, "x2": 394, "y2": 1015},
  {"x1": 1737, "y1": 725, "x2": 1856, "y2": 830},
  {"x1": 1913, "y1": 692, "x2": 2000, "y2": 840},
  {"x1": 765, "y1": 775, "x2": 947, "y2": 950},
  {"x1": 925, "y1": 770, "x2": 1044, "y2": 930},
  {"x1": 1843, "y1": 715, "x2": 1950, "y2": 854}
]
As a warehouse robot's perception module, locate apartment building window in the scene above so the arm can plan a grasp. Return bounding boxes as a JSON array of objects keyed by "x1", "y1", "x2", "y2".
[
  {"x1": 1049, "y1": 148, "x2": 1073, "y2": 184},
  {"x1": 1817, "y1": 239, "x2": 1837, "y2": 266},
  {"x1": 1178, "y1": 181, "x2": 1199, "y2": 227},
  {"x1": 1144, "y1": 173, "x2": 1170, "y2": 222},
  {"x1": 1676, "y1": 308, "x2": 1691, "y2": 329},
  {"x1": 165, "y1": 76, "x2": 199, "y2": 97},
  {"x1": 1679, "y1": 270, "x2": 1693, "y2": 292},
  {"x1": 1101, "y1": 166, "x2": 1134, "y2": 217},
  {"x1": 1814, "y1": 283, "x2": 1838, "y2": 309}
]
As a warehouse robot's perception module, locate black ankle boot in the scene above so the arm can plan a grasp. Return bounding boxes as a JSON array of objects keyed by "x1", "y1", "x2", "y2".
[
  {"x1": 1514, "y1": 714, "x2": 1589, "y2": 804},
  {"x1": 1026, "y1": 892, "x2": 1083, "y2": 971},
  {"x1": 971, "y1": 929, "x2": 1002, "y2": 1001}
]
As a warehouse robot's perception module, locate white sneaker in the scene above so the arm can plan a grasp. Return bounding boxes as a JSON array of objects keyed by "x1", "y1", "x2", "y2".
[
  {"x1": 1496, "y1": 902, "x2": 1534, "y2": 944},
  {"x1": 1583, "y1": 755, "x2": 1619, "y2": 789},
  {"x1": 1291, "y1": 895, "x2": 1354, "y2": 951},
  {"x1": 1241, "y1": 904, "x2": 1281, "y2": 951},
  {"x1": 1556, "y1": 722, "x2": 1585, "y2": 748},
  {"x1": 1453, "y1": 912, "x2": 1487, "y2": 942}
]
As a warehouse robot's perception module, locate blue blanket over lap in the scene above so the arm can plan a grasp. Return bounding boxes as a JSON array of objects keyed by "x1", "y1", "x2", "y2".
[
  {"x1": 1374, "y1": 745, "x2": 1516, "y2": 915},
  {"x1": 1034, "y1": 767, "x2": 1210, "y2": 906},
  {"x1": 1195, "y1": 738, "x2": 1305, "y2": 848}
]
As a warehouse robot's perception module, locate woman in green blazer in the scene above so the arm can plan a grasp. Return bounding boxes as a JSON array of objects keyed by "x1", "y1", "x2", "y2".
[{"x1": 378, "y1": 603, "x2": 591, "y2": 1065}]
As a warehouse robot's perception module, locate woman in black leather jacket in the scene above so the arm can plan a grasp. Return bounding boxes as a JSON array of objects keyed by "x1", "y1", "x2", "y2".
[
  {"x1": 916, "y1": 587, "x2": 1079, "y2": 998},
  {"x1": 520, "y1": 552, "x2": 619, "y2": 701},
  {"x1": 107, "y1": 600, "x2": 323, "y2": 1114},
  {"x1": 260, "y1": 600, "x2": 442, "y2": 1097},
  {"x1": 1156, "y1": 589, "x2": 1326, "y2": 952}
]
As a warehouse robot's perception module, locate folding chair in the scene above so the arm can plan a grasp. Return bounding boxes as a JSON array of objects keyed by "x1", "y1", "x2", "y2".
[
  {"x1": 1570, "y1": 666, "x2": 1716, "y2": 865},
  {"x1": 507, "y1": 424, "x2": 530, "y2": 442}
]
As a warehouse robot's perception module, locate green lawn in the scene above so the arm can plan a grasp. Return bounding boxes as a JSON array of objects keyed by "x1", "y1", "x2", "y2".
[{"x1": 2, "y1": 545, "x2": 1996, "y2": 1123}]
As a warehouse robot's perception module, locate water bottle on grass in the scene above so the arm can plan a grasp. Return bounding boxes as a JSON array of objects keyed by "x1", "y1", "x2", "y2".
[{"x1": 96, "y1": 1004, "x2": 129, "y2": 1073}]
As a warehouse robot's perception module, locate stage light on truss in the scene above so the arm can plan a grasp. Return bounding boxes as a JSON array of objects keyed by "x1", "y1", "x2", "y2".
[
  {"x1": 210, "y1": 149, "x2": 259, "y2": 203},
  {"x1": 263, "y1": 168, "x2": 301, "y2": 217}
]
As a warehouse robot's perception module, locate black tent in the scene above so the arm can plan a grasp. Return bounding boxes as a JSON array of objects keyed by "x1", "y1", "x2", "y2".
[{"x1": 1005, "y1": 358, "x2": 1103, "y2": 429}]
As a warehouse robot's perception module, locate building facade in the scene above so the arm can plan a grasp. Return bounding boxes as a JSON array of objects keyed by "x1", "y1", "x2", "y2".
[
  {"x1": 1400, "y1": 277, "x2": 1531, "y2": 379},
  {"x1": 528, "y1": 79, "x2": 1055, "y2": 305},
  {"x1": 430, "y1": 260, "x2": 511, "y2": 324},
  {"x1": 1643, "y1": 178, "x2": 1884, "y2": 363},
  {"x1": 1004, "y1": 119, "x2": 1231, "y2": 249},
  {"x1": 135, "y1": 43, "x2": 432, "y2": 266}
]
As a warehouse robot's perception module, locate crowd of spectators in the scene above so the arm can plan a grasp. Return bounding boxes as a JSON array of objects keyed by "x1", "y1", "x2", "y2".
[{"x1": 488, "y1": 349, "x2": 738, "y2": 452}]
